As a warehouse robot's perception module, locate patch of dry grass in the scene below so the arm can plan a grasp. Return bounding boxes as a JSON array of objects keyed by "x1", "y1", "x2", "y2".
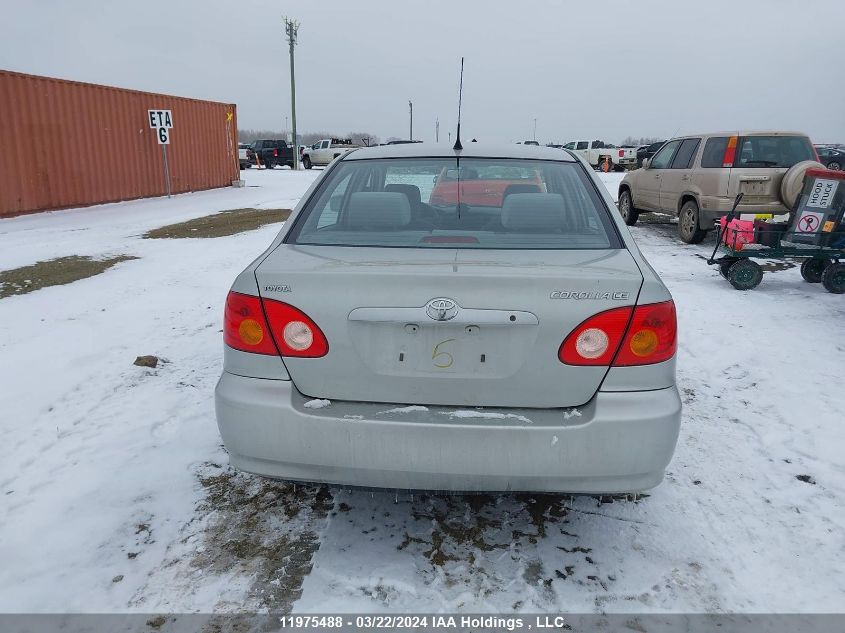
[
  {"x1": 0, "y1": 255, "x2": 138, "y2": 299},
  {"x1": 143, "y1": 208, "x2": 291, "y2": 239}
]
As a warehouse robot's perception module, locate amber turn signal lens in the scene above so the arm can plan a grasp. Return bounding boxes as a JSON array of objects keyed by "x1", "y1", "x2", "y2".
[
  {"x1": 238, "y1": 318, "x2": 264, "y2": 346},
  {"x1": 629, "y1": 329, "x2": 658, "y2": 357}
]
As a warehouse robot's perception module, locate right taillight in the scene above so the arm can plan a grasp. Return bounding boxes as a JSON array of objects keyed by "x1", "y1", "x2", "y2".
[
  {"x1": 559, "y1": 301, "x2": 676, "y2": 367},
  {"x1": 614, "y1": 301, "x2": 677, "y2": 366},
  {"x1": 559, "y1": 306, "x2": 633, "y2": 366}
]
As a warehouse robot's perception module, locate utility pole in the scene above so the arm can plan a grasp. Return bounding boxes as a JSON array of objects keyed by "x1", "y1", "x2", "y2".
[
  {"x1": 284, "y1": 17, "x2": 300, "y2": 169},
  {"x1": 533, "y1": 117, "x2": 537, "y2": 141},
  {"x1": 409, "y1": 100, "x2": 413, "y2": 141},
  {"x1": 435, "y1": 118, "x2": 439, "y2": 143}
]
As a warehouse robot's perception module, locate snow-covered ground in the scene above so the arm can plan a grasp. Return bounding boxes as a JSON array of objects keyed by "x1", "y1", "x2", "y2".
[{"x1": 0, "y1": 168, "x2": 843, "y2": 614}]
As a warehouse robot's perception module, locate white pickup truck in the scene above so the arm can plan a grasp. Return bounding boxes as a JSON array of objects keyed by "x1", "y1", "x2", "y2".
[
  {"x1": 301, "y1": 138, "x2": 359, "y2": 169},
  {"x1": 238, "y1": 143, "x2": 253, "y2": 170},
  {"x1": 562, "y1": 140, "x2": 637, "y2": 171}
]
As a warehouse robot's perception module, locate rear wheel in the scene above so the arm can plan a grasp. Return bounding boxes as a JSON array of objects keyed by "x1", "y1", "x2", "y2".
[
  {"x1": 828, "y1": 161, "x2": 841, "y2": 171},
  {"x1": 618, "y1": 190, "x2": 639, "y2": 226},
  {"x1": 821, "y1": 262, "x2": 845, "y2": 294},
  {"x1": 800, "y1": 257, "x2": 830, "y2": 283},
  {"x1": 727, "y1": 259, "x2": 763, "y2": 290},
  {"x1": 264, "y1": 160, "x2": 274, "y2": 169},
  {"x1": 303, "y1": 156, "x2": 312, "y2": 169},
  {"x1": 678, "y1": 200, "x2": 707, "y2": 244}
]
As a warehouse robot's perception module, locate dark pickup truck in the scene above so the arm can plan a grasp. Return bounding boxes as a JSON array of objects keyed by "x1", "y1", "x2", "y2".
[{"x1": 250, "y1": 139, "x2": 295, "y2": 169}]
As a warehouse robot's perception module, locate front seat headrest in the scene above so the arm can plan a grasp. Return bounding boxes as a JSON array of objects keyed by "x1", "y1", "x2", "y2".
[
  {"x1": 501, "y1": 193, "x2": 566, "y2": 232},
  {"x1": 347, "y1": 192, "x2": 412, "y2": 229}
]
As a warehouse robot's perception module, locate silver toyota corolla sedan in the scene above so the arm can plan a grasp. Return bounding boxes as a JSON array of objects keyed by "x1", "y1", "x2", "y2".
[{"x1": 215, "y1": 143, "x2": 681, "y2": 493}]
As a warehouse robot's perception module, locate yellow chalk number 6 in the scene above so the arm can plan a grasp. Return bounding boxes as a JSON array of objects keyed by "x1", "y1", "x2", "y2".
[{"x1": 432, "y1": 338, "x2": 455, "y2": 369}]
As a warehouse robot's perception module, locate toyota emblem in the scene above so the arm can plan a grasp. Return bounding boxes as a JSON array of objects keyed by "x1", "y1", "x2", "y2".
[{"x1": 425, "y1": 298, "x2": 459, "y2": 321}]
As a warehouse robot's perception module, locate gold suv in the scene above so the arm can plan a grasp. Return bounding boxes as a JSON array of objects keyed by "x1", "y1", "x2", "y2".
[{"x1": 618, "y1": 132, "x2": 822, "y2": 243}]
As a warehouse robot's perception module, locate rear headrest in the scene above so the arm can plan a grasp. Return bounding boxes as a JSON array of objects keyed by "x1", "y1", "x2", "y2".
[
  {"x1": 347, "y1": 192, "x2": 411, "y2": 229},
  {"x1": 501, "y1": 193, "x2": 566, "y2": 232},
  {"x1": 503, "y1": 183, "x2": 542, "y2": 199},
  {"x1": 384, "y1": 184, "x2": 422, "y2": 207}
]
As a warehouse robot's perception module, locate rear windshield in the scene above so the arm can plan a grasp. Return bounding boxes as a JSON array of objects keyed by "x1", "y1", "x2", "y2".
[
  {"x1": 286, "y1": 158, "x2": 620, "y2": 250},
  {"x1": 735, "y1": 136, "x2": 814, "y2": 168}
]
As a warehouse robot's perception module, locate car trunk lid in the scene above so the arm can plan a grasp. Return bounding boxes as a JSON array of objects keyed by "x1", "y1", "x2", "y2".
[{"x1": 255, "y1": 245, "x2": 643, "y2": 408}]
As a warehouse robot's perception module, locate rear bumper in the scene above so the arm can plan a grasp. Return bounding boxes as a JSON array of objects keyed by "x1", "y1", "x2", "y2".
[
  {"x1": 700, "y1": 201, "x2": 790, "y2": 229},
  {"x1": 215, "y1": 373, "x2": 682, "y2": 493}
]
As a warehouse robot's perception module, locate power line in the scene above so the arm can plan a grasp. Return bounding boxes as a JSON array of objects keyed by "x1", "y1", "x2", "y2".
[{"x1": 284, "y1": 17, "x2": 300, "y2": 169}]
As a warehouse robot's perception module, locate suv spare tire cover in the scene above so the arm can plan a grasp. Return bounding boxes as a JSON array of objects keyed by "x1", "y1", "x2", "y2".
[{"x1": 780, "y1": 160, "x2": 825, "y2": 209}]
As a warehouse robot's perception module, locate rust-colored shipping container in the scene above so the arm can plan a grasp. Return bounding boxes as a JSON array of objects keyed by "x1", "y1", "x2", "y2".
[{"x1": 0, "y1": 70, "x2": 239, "y2": 217}]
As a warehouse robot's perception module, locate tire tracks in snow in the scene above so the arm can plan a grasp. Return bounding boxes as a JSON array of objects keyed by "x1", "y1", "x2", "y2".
[
  {"x1": 294, "y1": 490, "x2": 669, "y2": 612},
  {"x1": 132, "y1": 463, "x2": 335, "y2": 612}
]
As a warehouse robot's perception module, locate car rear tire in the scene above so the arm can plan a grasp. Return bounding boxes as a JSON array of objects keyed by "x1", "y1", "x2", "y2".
[
  {"x1": 727, "y1": 259, "x2": 763, "y2": 290},
  {"x1": 828, "y1": 161, "x2": 841, "y2": 171},
  {"x1": 264, "y1": 160, "x2": 274, "y2": 169},
  {"x1": 800, "y1": 257, "x2": 830, "y2": 283},
  {"x1": 780, "y1": 160, "x2": 825, "y2": 209},
  {"x1": 618, "y1": 190, "x2": 639, "y2": 226},
  {"x1": 678, "y1": 200, "x2": 707, "y2": 244},
  {"x1": 303, "y1": 156, "x2": 312, "y2": 169},
  {"x1": 821, "y1": 262, "x2": 845, "y2": 294}
]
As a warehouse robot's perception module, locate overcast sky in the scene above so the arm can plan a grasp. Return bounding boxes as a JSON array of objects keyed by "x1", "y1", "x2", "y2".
[{"x1": 2, "y1": 0, "x2": 843, "y2": 144}]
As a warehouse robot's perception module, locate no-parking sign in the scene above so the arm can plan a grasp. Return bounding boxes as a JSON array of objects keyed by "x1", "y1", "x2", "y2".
[{"x1": 796, "y1": 210, "x2": 824, "y2": 233}]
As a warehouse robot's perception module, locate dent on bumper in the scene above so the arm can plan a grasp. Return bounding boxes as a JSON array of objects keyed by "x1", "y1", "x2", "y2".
[{"x1": 215, "y1": 373, "x2": 682, "y2": 493}]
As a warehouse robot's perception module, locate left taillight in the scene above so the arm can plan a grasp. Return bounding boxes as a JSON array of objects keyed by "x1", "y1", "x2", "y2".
[
  {"x1": 722, "y1": 135, "x2": 738, "y2": 168},
  {"x1": 224, "y1": 291, "x2": 278, "y2": 355},
  {"x1": 224, "y1": 292, "x2": 329, "y2": 357},
  {"x1": 618, "y1": 149, "x2": 624, "y2": 158}
]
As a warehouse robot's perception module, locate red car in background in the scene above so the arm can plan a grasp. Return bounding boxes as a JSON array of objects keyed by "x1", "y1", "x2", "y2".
[{"x1": 429, "y1": 164, "x2": 544, "y2": 207}]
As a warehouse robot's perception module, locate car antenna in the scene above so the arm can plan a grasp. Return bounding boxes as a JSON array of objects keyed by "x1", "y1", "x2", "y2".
[
  {"x1": 453, "y1": 57, "x2": 464, "y2": 151},
  {"x1": 453, "y1": 57, "x2": 464, "y2": 219}
]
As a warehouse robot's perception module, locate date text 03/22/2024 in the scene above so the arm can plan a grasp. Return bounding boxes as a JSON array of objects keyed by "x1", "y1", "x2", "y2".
[{"x1": 277, "y1": 615, "x2": 570, "y2": 630}]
